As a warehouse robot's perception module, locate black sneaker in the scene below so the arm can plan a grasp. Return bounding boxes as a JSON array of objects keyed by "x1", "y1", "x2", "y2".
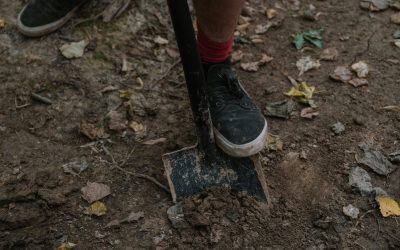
[
  {"x1": 17, "y1": 0, "x2": 85, "y2": 37},
  {"x1": 205, "y1": 63, "x2": 267, "y2": 157}
]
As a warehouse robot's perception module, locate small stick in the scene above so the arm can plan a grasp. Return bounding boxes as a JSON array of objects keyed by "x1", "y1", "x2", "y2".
[
  {"x1": 15, "y1": 97, "x2": 30, "y2": 109},
  {"x1": 101, "y1": 145, "x2": 170, "y2": 193},
  {"x1": 152, "y1": 59, "x2": 181, "y2": 86},
  {"x1": 31, "y1": 93, "x2": 53, "y2": 105}
]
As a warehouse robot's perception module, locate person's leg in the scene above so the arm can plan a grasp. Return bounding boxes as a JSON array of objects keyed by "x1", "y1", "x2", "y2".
[
  {"x1": 193, "y1": 0, "x2": 268, "y2": 157},
  {"x1": 17, "y1": 0, "x2": 86, "y2": 37}
]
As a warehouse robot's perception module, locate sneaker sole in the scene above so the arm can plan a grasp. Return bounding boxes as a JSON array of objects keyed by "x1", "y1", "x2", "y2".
[
  {"x1": 16, "y1": 4, "x2": 81, "y2": 37},
  {"x1": 213, "y1": 119, "x2": 268, "y2": 158}
]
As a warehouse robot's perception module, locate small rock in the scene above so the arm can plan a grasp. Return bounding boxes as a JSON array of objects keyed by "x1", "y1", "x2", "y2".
[
  {"x1": 167, "y1": 203, "x2": 189, "y2": 229},
  {"x1": 351, "y1": 61, "x2": 369, "y2": 78},
  {"x1": 59, "y1": 40, "x2": 88, "y2": 59},
  {"x1": 331, "y1": 122, "x2": 345, "y2": 135},
  {"x1": 343, "y1": 204, "x2": 360, "y2": 219},
  {"x1": 349, "y1": 166, "x2": 373, "y2": 196},
  {"x1": 358, "y1": 146, "x2": 397, "y2": 175},
  {"x1": 353, "y1": 116, "x2": 365, "y2": 126}
]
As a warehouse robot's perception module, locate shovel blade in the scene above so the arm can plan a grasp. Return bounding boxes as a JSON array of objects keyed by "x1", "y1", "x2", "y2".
[{"x1": 163, "y1": 145, "x2": 269, "y2": 202}]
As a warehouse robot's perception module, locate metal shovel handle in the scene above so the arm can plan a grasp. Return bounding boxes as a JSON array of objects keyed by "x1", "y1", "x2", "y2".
[{"x1": 167, "y1": 0, "x2": 215, "y2": 154}]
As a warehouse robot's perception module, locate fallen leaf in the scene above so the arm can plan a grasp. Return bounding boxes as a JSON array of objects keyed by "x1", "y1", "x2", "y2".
[
  {"x1": 348, "y1": 78, "x2": 368, "y2": 87},
  {"x1": 296, "y1": 56, "x2": 320, "y2": 75},
  {"x1": 81, "y1": 182, "x2": 111, "y2": 204},
  {"x1": 142, "y1": 138, "x2": 167, "y2": 145},
  {"x1": 121, "y1": 56, "x2": 133, "y2": 72},
  {"x1": 231, "y1": 50, "x2": 243, "y2": 63},
  {"x1": 80, "y1": 122, "x2": 108, "y2": 140},
  {"x1": 351, "y1": 61, "x2": 369, "y2": 78},
  {"x1": 58, "y1": 242, "x2": 77, "y2": 250},
  {"x1": 0, "y1": 19, "x2": 5, "y2": 28},
  {"x1": 60, "y1": 40, "x2": 88, "y2": 59},
  {"x1": 154, "y1": 36, "x2": 169, "y2": 45},
  {"x1": 265, "y1": 133, "x2": 283, "y2": 151},
  {"x1": 391, "y1": 12, "x2": 400, "y2": 24},
  {"x1": 300, "y1": 107, "x2": 319, "y2": 119},
  {"x1": 358, "y1": 143, "x2": 397, "y2": 175},
  {"x1": 285, "y1": 81, "x2": 316, "y2": 106},
  {"x1": 376, "y1": 196, "x2": 400, "y2": 217},
  {"x1": 236, "y1": 22, "x2": 250, "y2": 33},
  {"x1": 293, "y1": 29, "x2": 323, "y2": 49},
  {"x1": 122, "y1": 211, "x2": 145, "y2": 222},
  {"x1": 129, "y1": 121, "x2": 145, "y2": 132},
  {"x1": 264, "y1": 99, "x2": 296, "y2": 119},
  {"x1": 394, "y1": 39, "x2": 400, "y2": 48},
  {"x1": 240, "y1": 53, "x2": 273, "y2": 72},
  {"x1": 330, "y1": 66, "x2": 352, "y2": 83},
  {"x1": 250, "y1": 35, "x2": 264, "y2": 44},
  {"x1": 320, "y1": 48, "x2": 338, "y2": 61},
  {"x1": 266, "y1": 8, "x2": 277, "y2": 19},
  {"x1": 86, "y1": 201, "x2": 107, "y2": 216},
  {"x1": 135, "y1": 77, "x2": 144, "y2": 90},
  {"x1": 62, "y1": 158, "x2": 88, "y2": 176},
  {"x1": 118, "y1": 89, "x2": 133, "y2": 99}
]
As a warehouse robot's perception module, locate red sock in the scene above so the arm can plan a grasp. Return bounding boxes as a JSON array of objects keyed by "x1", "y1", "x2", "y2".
[{"x1": 197, "y1": 26, "x2": 233, "y2": 64}]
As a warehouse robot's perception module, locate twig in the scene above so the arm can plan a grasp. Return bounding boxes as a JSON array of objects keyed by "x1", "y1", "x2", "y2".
[
  {"x1": 15, "y1": 97, "x2": 31, "y2": 109},
  {"x1": 101, "y1": 145, "x2": 170, "y2": 193},
  {"x1": 152, "y1": 59, "x2": 181, "y2": 87},
  {"x1": 31, "y1": 92, "x2": 53, "y2": 105}
]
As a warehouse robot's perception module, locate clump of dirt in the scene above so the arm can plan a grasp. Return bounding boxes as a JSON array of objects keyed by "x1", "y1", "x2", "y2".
[{"x1": 169, "y1": 189, "x2": 271, "y2": 248}]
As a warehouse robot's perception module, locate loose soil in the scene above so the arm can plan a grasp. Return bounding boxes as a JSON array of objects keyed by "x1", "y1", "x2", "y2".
[{"x1": 1, "y1": 0, "x2": 400, "y2": 249}]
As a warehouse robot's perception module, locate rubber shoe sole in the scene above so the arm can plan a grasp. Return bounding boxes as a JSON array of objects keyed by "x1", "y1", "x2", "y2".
[
  {"x1": 213, "y1": 119, "x2": 267, "y2": 158},
  {"x1": 17, "y1": 4, "x2": 81, "y2": 37}
]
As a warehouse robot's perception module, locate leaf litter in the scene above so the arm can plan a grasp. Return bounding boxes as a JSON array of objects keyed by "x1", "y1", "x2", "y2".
[
  {"x1": 375, "y1": 196, "x2": 400, "y2": 217},
  {"x1": 330, "y1": 66, "x2": 352, "y2": 83},
  {"x1": 240, "y1": 53, "x2": 273, "y2": 72},
  {"x1": 296, "y1": 56, "x2": 320, "y2": 75},
  {"x1": 300, "y1": 107, "x2": 319, "y2": 119},
  {"x1": 85, "y1": 201, "x2": 108, "y2": 216},
  {"x1": 80, "y1": 122, "x2": 109, "y2": 140},
  {"x1": 285, "y1": 81, "x2": 316, "y2": 107},
  {"x1": 320, "y1": 48, "x2": 339, "y2": 61},
  {"x1": 293, "y1": 29, "x2": 323, "y2": 49},
  {"x1": 61, "y1": 158, "x2": 89, "y2": 176},
  {"x1": 81, "y1": 182, "x2": 111, "y2": 204},
  {"x1": 357, "y1": 142, "x2": 398, "y2": 175},
  {"x1": 351, "y1": 61, "x2": 369, "y2": 78},
  {"x1": 60, "y1": 40, "x2": 88, "y2": 59},
  {"x1": 264, "y1": 99, "x2": 296, "y2": 119}
]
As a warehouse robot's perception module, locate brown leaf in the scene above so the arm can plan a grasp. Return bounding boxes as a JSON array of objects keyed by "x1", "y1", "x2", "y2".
[
  {"x1": 80, "y1": 122, "x2": 108, "y2": 140},
  {"x1": 348, "y1": 78, "x2": 368, "y2": 87},
  {"x1": 330, "y1": 66, "x2": 352, "y2": 83},
  {"x1": 81, "y1": 182, "x2": 111, "y2": 204},
  {"x1": 320, "y1": 48, "x2": 338, "y2": 61},
  {"x1": 300, "y1": 107, "x2": 319, "y2": 119},
  {"x1": 142, "y1": 138, "x2": 167, "y2": 145},
  {"x1": 240, "y1": 53, "x2": 273, "y2": 72}
]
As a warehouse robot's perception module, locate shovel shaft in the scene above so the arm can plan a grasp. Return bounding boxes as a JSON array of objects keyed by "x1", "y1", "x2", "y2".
[{"x1": 167, "y1": 0, "x2": 215, "y2": 154}]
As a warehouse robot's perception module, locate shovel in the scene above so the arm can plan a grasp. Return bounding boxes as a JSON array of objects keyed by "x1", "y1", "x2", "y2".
[{"x1": 163, "y1": 0, "x2": 270, "y2": 203}]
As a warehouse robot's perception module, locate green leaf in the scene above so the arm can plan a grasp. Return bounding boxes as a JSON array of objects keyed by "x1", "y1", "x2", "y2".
[
  {"x1": 293, "y1": 33, "x2": 305, "y2": 50},
  {"x1": 306, "y1": 38, "x2": 323, "y2": 48}
]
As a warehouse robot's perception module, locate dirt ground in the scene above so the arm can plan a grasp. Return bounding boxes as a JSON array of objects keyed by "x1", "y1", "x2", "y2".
[{"x1": 1, "y1": 0, "x2": 400, "y2": 249}]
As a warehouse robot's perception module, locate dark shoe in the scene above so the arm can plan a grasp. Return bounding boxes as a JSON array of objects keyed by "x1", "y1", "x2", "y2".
[
  {"x1": 17, "y1": 0, "x2": 85, "y2": 37},
  {"x1": 205, "y1": 63, "x2": 267, "y2": 157}
]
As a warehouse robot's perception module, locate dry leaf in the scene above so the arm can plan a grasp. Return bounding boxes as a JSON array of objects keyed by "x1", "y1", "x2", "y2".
[
  {"x1": 81, "y1": 182, "x2": 111, "y2": 204},
  {"x1": 0, "y1": 19, "x2": 5, "y2": 28},
  {"x1": 285, "y1": 81, "x2": 316, "y2": 106},
  {"x1": 122, "y1": 211, "x2": 145, "y2": 222},
  {"x1": 296, "y1": 56, "x2": 320, "y2": 76},
  {"x1": 266, "y1": 8, "x2": 277, "y2": 19},
  {"x1": 80, "y1": 122, "x2": 108, "y2": 140},
  {"x1": 142, "y1": 138, "x2": 167, "y2": 145},
  {"x1": 58, "y1": 242, "x2": 76, "y2": 250},
  {"x1": 320, "y1": 48, "x2": 338, "y2": 61},
  {"x1": 240, "y1": 53, "x2": 272, "y2": 72},
  {"x1": 154, "y1": 36, "x2": 169, "y2": 45},
  {"x1": 351, "y1": 61, "x2": 369, "y2": 78},
  {"x1": 348, "y1": 78, "x2": 368, "y2": 87},
  {"x1": 300, "y1": 107, "x2": 319, "y2": 119},
  {"x1": 129, "y1": 121, "x2": 145, "y2": 132},
  {"x1": 330, "y1": 66, "x2": 352, "y2": 83},
  {"x1": 86, "y1": 201, "x2": 108, "y2": 216},
  {"x1": 236, "y1": 22, "x2": 250, "y2": 33},
  {"x1": 118, "y1": 89, "x2": 133, "y2": 99},
  {"x1": 60, "y1": 40, "x2": 88, "y2": 59},
  {"x1": 231, "y1": 50, "x2": 243, "y2": 63},
  {"x1": 376, "y1": 196, "x2": 400, "y2": 217},
  {"x1": 135, "y1": 77, "x2": 144, "y2": 90},
  {"x1": 266, "y1": 133, "x2": 283, "y2": 151},
  {"x1": 394, "y1": 39, "x2": 400, "y2": 48}
]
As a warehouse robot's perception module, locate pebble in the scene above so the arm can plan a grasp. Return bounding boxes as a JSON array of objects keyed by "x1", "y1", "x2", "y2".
[
  {"x1": 343, "y1": 204, "x2": 360, "y2": 219},
  {"x1": 348, "y1": 166, "x2": 373, "y2": 196},
  {"x1": 331, "y1": 122, "x2": 345, "y2": 135}
]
